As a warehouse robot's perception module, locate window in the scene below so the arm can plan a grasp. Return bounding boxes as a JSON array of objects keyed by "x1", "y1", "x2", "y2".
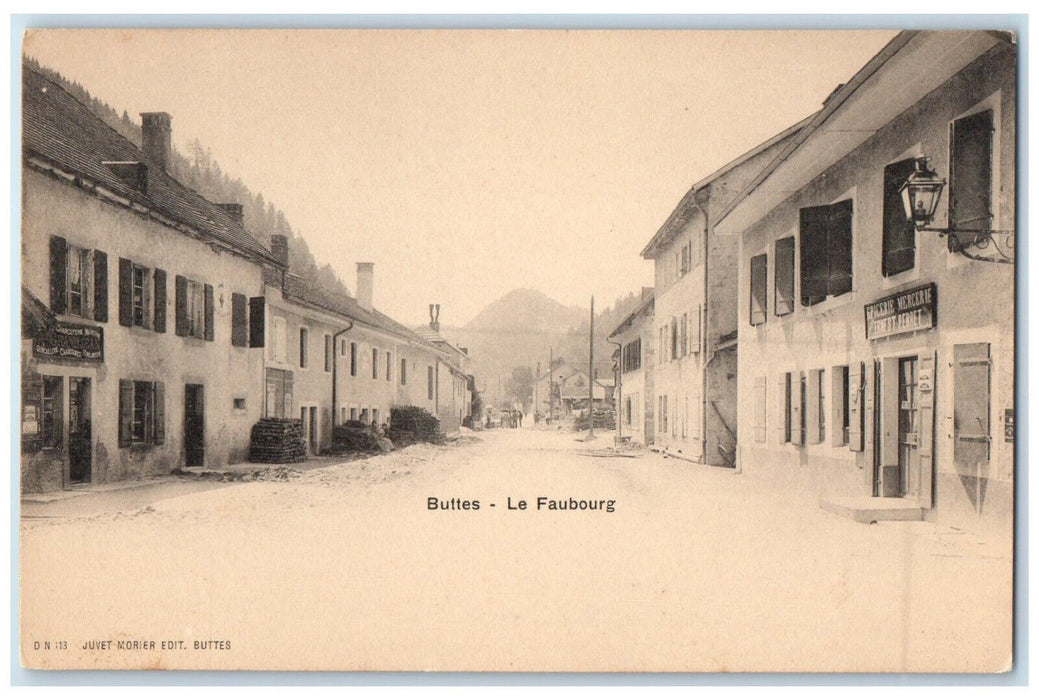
[
  {"x1": 750, "y1": 253, "x2": 767, "y2": 326},
  {"x1": 49, "y1": 237, "x2": 108, "y2": 322},
  {"x1": 233, "y1": 397, "x2": 246, "y2": 411},
  {"x1": 690, "y1": 306, "x2": 701, "y2": 353},
  {"x1": 175, "y1": 275, "x2": 212, "y2": 340},
  {"x1": 428, "y1": 365, "x2": 435, "y2": 400},
  {"x1": 670, "y1": 318, "x2": 678, "y2": 360},
  {"x1": 324, "y1": 334, "x2": 332, "y2": 372},
  {"x1": 372, "y1": 408, "x2": 380, "y2": 426},
  {"x1": 118, "y1": 380, "x2": 165, "y2": 446},
  {"x1": 806, "y1": 369, "x2": 825, "y2": 444},
  {"x1": 949, "y1": 109, "x2": 995, "y2": 251},
  {"x1": 299, "y1": 328, "x2": 309, "y2": 368},
  {"x1": 799, "y1": 199, "x2": 853, "y2": 306},
  {"x1": 778, "y1": 373, "x2": 793, "y2": 444},
  {"x1": 401, "y1": 357, "x2": 408, "y2": 385},
  {"x1": 231, "y1": 293, "x2": 248, "y2": 347},
  {"x1": 372, "y1": 348, "x2": 379, "y2": 379},
  {"x1": 360, "y1": 408, "x2": 369, "y2": 424},
  {"x1": 883, "y1": 159, "x2": 918, "y2": 276},
  {"x1": 119, "y1": 258, "x2": 169, "y2": 331},
  {"x1": 386, "y1": 351, "x2": 392, "y2": 381},
  {"x1": 680, "y1": 313, "x2": 688, "y2": 356},
  {"x1": 350, "y1": 342, "x2": 358, "y2": 376},
  {"x1": 349, "y1": 407, "x2": 358, "y2": 422},
  {"x1": 830, "y1": 365, "x2": 850, "y2": 447},
  {"x1": 622, "y1": 338, "x2": 641, "y2": 373},
  {"x1": 774, "y1": 237, "x2": 795, "y2": 316},
  {"x1": 753, "y1": 376, "x2": 767, "y2": 443},
  {"x1": 41, "y1": 376, "x2": 63, "y2": 448},
  {"x1": 249, "y1": 296, "x2": 265, "y2": 348}
]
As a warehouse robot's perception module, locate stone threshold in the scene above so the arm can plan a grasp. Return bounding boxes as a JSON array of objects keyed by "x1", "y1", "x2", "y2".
[{"x1": 820, "y1": 495, "x2": 926, "y2": 524}]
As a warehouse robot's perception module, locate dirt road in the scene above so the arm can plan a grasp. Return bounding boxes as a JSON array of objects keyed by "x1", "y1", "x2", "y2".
[{"x1": 19, "y1": 429, "x2": 1012, "y2": 672}]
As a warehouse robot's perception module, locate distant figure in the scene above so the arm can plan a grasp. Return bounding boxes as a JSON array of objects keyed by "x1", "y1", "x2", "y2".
[{"x1": 518, "y1": 412, "x2": 524, "y2": 428}]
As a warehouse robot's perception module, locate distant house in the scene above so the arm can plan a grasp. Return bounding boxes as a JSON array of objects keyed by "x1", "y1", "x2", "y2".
[
  {"x1": 20, "y1": 62, "x2": 282, "y2": 491},
  {"x1": 414, "y1": 305, "x2": 474, "y2": 433},
  {"x1": 608, "y1": 288, "x2": 655, "y2": 445},
  {"x1": 535, "y1": 359, "x2": 613, "y2": 419}
]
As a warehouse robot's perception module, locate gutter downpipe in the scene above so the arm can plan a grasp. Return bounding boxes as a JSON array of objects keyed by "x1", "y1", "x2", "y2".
[
  {"x1": 694, "y1": 187, "x2": 711, "y2": 465},
  {"x1": 331, "y1": 321, "x2": 355, "y2": 431},
  {"x1": 607, "y1": 335, "x2": 623, "y2": 442}
]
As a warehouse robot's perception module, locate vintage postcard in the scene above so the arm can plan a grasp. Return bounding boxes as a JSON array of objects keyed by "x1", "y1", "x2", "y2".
[{"x1": 17, "y1": 27, "x2": 1017, "y2": 672}]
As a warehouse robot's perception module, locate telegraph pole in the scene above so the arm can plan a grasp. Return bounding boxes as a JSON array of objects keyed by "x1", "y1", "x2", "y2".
[
  {"x1": 587, "y1": 295, "x2": 595, "y2": 439},
  {"x1": 548, "y1": 347, "x2": 554, "y2": 424}
]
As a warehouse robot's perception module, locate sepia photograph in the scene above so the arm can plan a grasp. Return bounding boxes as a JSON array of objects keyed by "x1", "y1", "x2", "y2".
[{"x1": 16, "y1": 25, "x2": 1018, "y2": 673}]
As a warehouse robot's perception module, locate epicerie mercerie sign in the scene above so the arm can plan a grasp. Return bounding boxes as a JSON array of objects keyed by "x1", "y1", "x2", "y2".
[
  {"x1": 33, "y1": 321, "x2": 104, "y2": 362},
  {"x1": 864, "y1": 283, "x2": 937, "y2": 341}
]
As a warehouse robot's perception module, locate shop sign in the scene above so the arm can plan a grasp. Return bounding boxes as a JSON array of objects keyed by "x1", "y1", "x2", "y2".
[
  {"x1": 33, "y1": 321, "x2": 104, "y2": 362},
  {"x1": 864, "y1": 283, "x2": 937, "y2": 341}
]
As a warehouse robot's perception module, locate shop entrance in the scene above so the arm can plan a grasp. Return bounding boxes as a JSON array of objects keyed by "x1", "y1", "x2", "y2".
[
  {"x1": 184, "y1": 384, "x2": 205, "y2": 467},
  {"x1": 873, "y1": 354, "x2": 931, "y2": 500},
  {"x1": 897, "y1": 357, "x2": 920, "y2": 498},
  {"x1": 68, "y1": 377, "x2": 92, "y2": 484}
]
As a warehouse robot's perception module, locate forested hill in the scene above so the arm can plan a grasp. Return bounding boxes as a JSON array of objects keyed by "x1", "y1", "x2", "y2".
[{"x1": 25, "y1": 57, "x2": 351, "y2": 298}]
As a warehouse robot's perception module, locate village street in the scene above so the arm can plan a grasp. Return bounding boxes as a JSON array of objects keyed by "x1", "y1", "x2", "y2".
[{"x1": 20, "y1": 428, "x2": 1012, "y2": 673}]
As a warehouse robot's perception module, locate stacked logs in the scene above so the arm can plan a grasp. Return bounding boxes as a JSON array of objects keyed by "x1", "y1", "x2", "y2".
[{"x1": 249, "y1": 418, "x2": 307, "y2": 463}]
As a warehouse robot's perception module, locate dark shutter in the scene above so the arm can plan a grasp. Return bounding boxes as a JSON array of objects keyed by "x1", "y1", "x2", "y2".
[
  {"x1": 153, "y1": 381, "x2": 165, "y2": 445},
  {"x1": 827, "y1": 199, "x2": 853, "y2": 297},
  {"x1": 774, "y1": 237, "x2": 795, "y2": 316},
  {"x1": 203, "y1": 284, "x2": 214, "y2": 341},
  {"x1": 950, "y1": 109, "x2": 995, "y2": 250},
  {"x1": 953, "y1": 343, "x2": 990, "y2": 464},
  {"x1": 49, "y1": 236, "x2": 67, "y2": 314},
  {"x1": 249, "y1": 296, "x2": 266, "y2": 348},
  {"x1": 118, "y1": 379, "x2": 133, "y2": 447},
  {"x1": 749, "y1": 253, "x2": 767, "y2": 326},
  {"x1": 799, "y1": 205, "x2": 829, "y2": 306},
  {"x1": 175, "y1": 275, "x2": 188, "y2": 336},
  {"x1": 882, "y1": 158, "x2": 917, "y2": 276},
  {"x1": 231, "y1": 293, "x2": 247, "y2": 347},
  {"x1": 93, "y1": 249, "x2": 108, "y2": 322},
  {"x1": 118, "y1": 258, "x2": 133, "y2": 327},
  {"x1": 153, "y1": 268, "x2": 167, "y2": 333}
]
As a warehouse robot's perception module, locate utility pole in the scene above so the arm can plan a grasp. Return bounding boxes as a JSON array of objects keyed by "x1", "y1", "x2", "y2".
[
  {"x1": 587, "y1": 295, "x2": 595, "y2": 439},
  {"x1": 548, "y1": 347, "x2": 553, "y2": 424},
  {"x1": 535, "y1": 361, "x2": 541, "y2": 423}
]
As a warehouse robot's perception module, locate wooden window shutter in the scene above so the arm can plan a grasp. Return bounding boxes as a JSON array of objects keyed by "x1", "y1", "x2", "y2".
[
  {"x1": 118, "y1": 257, "x2": 134, "y2": 326},
  {"x1": 153, "y1": 269, "x2": 167, "y2": 333},
  {"x1": 231, "y1": 293, "x2": 247, "y2": 347},
  {"x1": 753, "y1": 376, "x2": 767, "y2": 443},
  {"x1": 882, "y1": 159, "x2": 917, "y2": 276},
  {"x1": 93, "y1": 249, "x2": 108, "y2": 322},
  {"x1": 175, "y1": 275, "x2": 188, "y2": 336},
  {"x1": 826, "y1": 199, "x2": 853, "y2": 297},
  {"x1": 775, "y1": 374, "x2": 788, "y2": 442},
  {"x1": 799, "y1": 205, "x2": 829, "y2": 306},
  {"x1": 749, "y1": 253, "x2": 767, "y2": 325},
  {"x1": 774, "y1": 237, "x2": 795, "y2": 316},
  {"x1": 118, "y1": 379, "x2": 133, "y2": 447},
  {"x1": 949, "y1": 109, "x2": 995, "y2": 248},
  {"x1": 153, "y1": 381, "x2": 165, "y2": 445},
  {"x1": 790, "y1": 372, "x2": 805, "y2": 445},
  {"x1": 806, "y1": 369, "x2": 822, "y2": 445},
  {"x1": 848, "y1": 362, "x2": 864, "y2": 451},
  {"x1": 953, "y1": 343, "x2": 991, "y2": 465},
  {"x1": 49, "y1": 236, "x2": 68, "y2": 314},
  {"x1": 249, "y1": 296, "x2": 266, "y2": 348},
  {"x1": 203, "y1": 283, "x2": 215, "y2": 341},
  {"x1": 141, "y1": 266, "x2": 153, "y2": 330}
]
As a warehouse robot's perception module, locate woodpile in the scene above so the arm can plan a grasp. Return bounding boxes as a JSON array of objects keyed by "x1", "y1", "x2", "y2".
[{"x1": 249, "y1": 418, "x2": 307, "y2": 463}]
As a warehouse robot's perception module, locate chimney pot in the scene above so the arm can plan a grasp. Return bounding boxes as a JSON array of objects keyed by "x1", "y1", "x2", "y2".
[
  {"x1": 270, "y1": 234, "x2": 289, "y2": 268},
  {"x1": 217, "y1": 203, "x2": 244, "y2": 225},
  {"x1": 356, "y1": 262, "x2": 374, "y2": 312},
  {"x1": 140, "y1": 112, "x2": 172, "y2": 172}
]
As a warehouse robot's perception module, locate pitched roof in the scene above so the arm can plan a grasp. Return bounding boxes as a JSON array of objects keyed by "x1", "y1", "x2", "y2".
[
  {"x1": 608, "y1": 288, "x2": 655, "y2": 338},
  {"x1": 267, "y1": 266, "x2": 433, "y2": 346},
  {"x1": 22, "y1": 62, "x2": 281, "y2": 267}
]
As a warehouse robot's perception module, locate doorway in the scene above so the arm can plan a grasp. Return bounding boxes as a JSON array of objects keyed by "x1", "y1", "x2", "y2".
[
  {"x1": 184, "y1": 384, "x2": 205, "y2": 467},
  {"x1": 68, "y1": 377, "x2": 92, "y2": 484},
  {"x1": 897, "y1": 357, "x2": 920, "y2": 498},
  {"x1": 872, "y1": 355, "x2": 921, "y2": 498},
  {"x1": 300, "y1": 405, "x2": 318, "y2": 454}
]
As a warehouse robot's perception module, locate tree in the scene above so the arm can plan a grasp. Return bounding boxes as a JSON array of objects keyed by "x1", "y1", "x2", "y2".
[{"x1": 505, "y1": 366, "x2": 534, "y2": 412}]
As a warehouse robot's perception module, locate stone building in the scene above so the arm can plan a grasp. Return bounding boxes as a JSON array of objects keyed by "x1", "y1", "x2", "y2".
[
  {"x1": 414, "y1": 305, "x2": 474, "y2": 433},
  {"x1": 716, "y1": 31, "x2": 1016, "y2": 529},
  {"x1": 607, "y1": 288, "x2": 655, "y2": 445},
  {"x1": 20, "y1": 62, "x2": 281, "y2": 491},
  {"x1": 640, "y1": 113, "x2": 812, "y2": 466}
]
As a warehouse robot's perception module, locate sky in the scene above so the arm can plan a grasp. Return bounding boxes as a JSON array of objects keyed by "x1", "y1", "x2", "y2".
[{"x1": 22, "y1": 28, "x2": 898, "y2": 326}]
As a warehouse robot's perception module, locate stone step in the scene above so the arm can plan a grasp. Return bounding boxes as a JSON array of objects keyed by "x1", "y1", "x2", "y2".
[{"x1": 820, "y1": 496, "x2": 925, "y2": 524}]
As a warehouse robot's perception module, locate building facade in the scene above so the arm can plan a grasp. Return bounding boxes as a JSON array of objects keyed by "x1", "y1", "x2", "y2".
[
  {"x1": 21, "y1": 63, "x2": 280, "y2": 491},
  {"x1": 717, "y1": 31, "x2": 1016, "y2": 529},
  {"x1": 640, "y1": 116, "x2": 811, "y2": 466},
  {"x1": 608, "y1": 289, "x2": 655, "y2": 445},
  {"x1": 414, "y1": 306, "x2": 474, "y2": 434}
]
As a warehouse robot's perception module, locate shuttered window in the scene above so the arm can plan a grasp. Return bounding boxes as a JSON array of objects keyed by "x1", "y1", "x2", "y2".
[
  {"x1": 774, "y1": 237, "x2": 795, "y2": 316},
  {"x1": 428, "y1": 365, "x2": 435, "y2": 400},
  {"x1": 152, "y1": 268, "x2": 166, "y2": 333},
  {"x1": 953, "y1": 343, "x2": 991, "y2": 464},
  {"x1": 386, "y1": 351, "x2": 393, "y2": 381},
  {"x1": 680, "y1": 313, "x2": 688, "y2": 356},
  {"x1": 750, "y1": 253, "x2": 767, "y2": 325},
  {"x1": 883, "y1": 158, "x2": 917, "y2": 276},
  {"x1": 848, "y1": 362, "x2": 864, "y2": 451},
  {"x1": 753, "y1": 376, "x2": 767, "y2": 443},
  {"x1": 800, "y1": 199, "x2": 853, "y2": 306},
  {"x1": 790, "y1": 372, "x2": 805, "y2": 446},
  {"x1": 48, "y1": 239, "x2": 107, "y2": 321},
  {"x1": 324, "y1": 334, "x2": 333, "y2": 372},
  {"x1": 949, "y1": 109, "x2": 995, "y2": 252},
  {"x1": 231, "y1": 293, "x2": 247, "y2": 347},
  {"x1": 118, "y1": 379, "x2": 164, "y2": 447},
  {"x1": 350, "y1": 342, "x2": 358, "y2": 376},
  {"x1": 49, "y1": 236, "x2": 67, "y2": 314},
  {"x1": 372, "y1": 347, "x2": 379, "y2": 379},
  {"x1": 299, "y1": 327, "x2": 309, "y2": 368},
  {"x1": 249, "y1": 296, "x2": 266, "y2": 348},
  {"x1": 401, "y1": 357, "x2": 407, "y2": 385}
]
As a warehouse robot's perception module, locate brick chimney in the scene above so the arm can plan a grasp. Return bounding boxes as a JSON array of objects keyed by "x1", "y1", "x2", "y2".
[
  {"x1": 140, "y1": 112, "x2": 172, "y2": 172},
  {"x1": 356, "y1": 262, "x2": 374, "y2": 312},
  {"x1": 270, "y1": 234, "x2": 289, "y2": 267},
  {"x1": 429, "y1": 303, "x2": 441, "y2": 332},
  {"x1": 217, "y1": 203, "x2": 244, "y2": 225}
]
